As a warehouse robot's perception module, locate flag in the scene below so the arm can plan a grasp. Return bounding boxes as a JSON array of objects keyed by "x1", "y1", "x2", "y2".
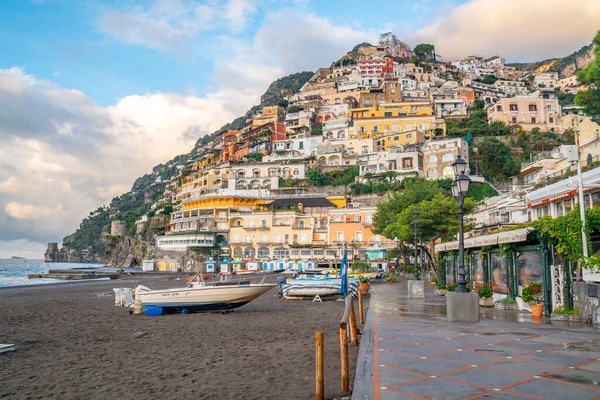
[{"x1": 340, "y1": 246, "x2": 348, "y2": 297}]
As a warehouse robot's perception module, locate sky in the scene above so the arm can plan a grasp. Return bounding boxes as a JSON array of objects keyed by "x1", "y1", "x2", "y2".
[{"x1": 0, "y1": 0, "x2": 599, "y2": 258}]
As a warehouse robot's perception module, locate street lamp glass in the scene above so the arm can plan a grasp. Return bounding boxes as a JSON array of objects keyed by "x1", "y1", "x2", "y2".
[
  {"x1": 451, "y1": 181, "x2": 459, "y2": 198},
  {"x1": 451, "y1": 155, "x2": 467, "y2": 176},
  {"x1": 457, "y1": 173, "x2": 471, "y2": 194}
]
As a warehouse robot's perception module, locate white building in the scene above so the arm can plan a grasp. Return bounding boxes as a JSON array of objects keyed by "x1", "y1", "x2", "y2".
[
  {"x1": 533, "y1": 72, "x2": 559, "y2": 88},
  {"x1": 422, "y1": 138, "x2": 469, "y2": 179},
  {"x1": 229, "y1": 163, "x2": 306, "y2": 190},
  {"x1": 157, "y1": 233, "x2": 216, "y2": 252},
  {"x1": 471, "y1": 194, "x2": 528, "y2": 229},
  {"x1": 433, "y1": 99, "x2": 467, "y2": 118}
]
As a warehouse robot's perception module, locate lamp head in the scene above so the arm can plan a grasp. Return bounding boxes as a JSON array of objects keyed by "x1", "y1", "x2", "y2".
[
  {"x1": 451, "y1": 155, "x2": 468, "y2": 176},
  {"x1": 456, "y1": 173, "x2": 471, "y2": 195}
]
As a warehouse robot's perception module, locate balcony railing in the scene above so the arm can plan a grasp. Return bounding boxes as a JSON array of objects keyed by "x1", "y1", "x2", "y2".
[
  {"x1": 243, "y1": 226, "x2": 257, "y2": 230},
  {"x1": 292, "y1": 224, "x2": 311, "y2": 229},
  {"x1": 230, "y1": 241, "x2": 253, "y2": 245}
]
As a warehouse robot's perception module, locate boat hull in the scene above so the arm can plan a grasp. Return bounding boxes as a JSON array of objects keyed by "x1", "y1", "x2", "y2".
[
  {"x1": 281, "y1": 279, "x2": 359, "y2": 299},
  {"x1": 136, "y1": 283, "x2": 275, "y2": 313}
]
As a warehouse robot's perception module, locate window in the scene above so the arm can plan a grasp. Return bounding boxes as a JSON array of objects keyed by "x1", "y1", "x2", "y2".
[
  {"x1": 427, "y1": 155, "x2": 437, "y2": 163},
  {"x1": 549, "y1": 117, "x2": 554, "y2": 123},
  {"x1": 531, "y1": 117, "x2": 536, "y2": 123},
  {"x1": 285, "y1": 234, "x2": 290, "y2": 243},
  {"x1": 355, "y1": 231, "x2": 363, "y2": 241},
  {"x1": 373, "y1": 125, "x2": 379, "y2": 132},
  {"x1": 274, "y1": 234, "x2": 281, "y2": 243},
  {"x1": 406, "y1": 134, "x2": 413, "y2": 138},
  {"x1": 406, "y1": 124, "x2": 413, "y2": 130},
  {"x1": 392, "y1": 124, "x2": 398, "y2": 131},
  {"x1": 402, "y1": 158, "x2": 413, "y2": 168},
  {"x1": 358, "y1": 126, "x2": 365, "y2": 133},
  {"x1": 261, "y1": 219, "x2": 267, "y2": 227},
  {"x1": 394, "y1": 136, "x2": 399, "y2": 141},
  {"x1": 391, "y1": 88, "x2": 396, "y2": 94},
  {"x1": 427, "y1": 168, "x2": 437, "y2": 177},
  {"x1": 384, "y1": 112, "x2": 392, "y2": 117},
  {"x1": 420, "y1": 123, "x2": 429, "y2": 130},
  {"x1": 512, "y1": 117, "x2": 517, "y2": 123},
  {"x1": 261, "y1": 234, "x2": 267, "y2": 242},
  {"x1": 509, "y1": 104, "x2": 518, "y2": 111},
  {"x1": 335, "y1": 98, "x2": 340, "y2": 104},
  {"x1": 337, "y1": 232, "x2": 344, "y2": 242},
  {"x1": 293, "y1": 169, "x2": 299, "y2": 176},
  {"x1": 529, "y1": 104, "x2": 537, "y2": 112},
  {"x1": 365, "y1": 99, "x2": 370, "y2": 106}
]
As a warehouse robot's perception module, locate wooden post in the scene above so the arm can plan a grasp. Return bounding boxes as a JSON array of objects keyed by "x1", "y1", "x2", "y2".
[
  {"x1": 358, "y1": 289, "x2": 365, "y2": 325},
  {"x1": 316, "y1": 332, "x2": 324, "y2": 400},
  {"x1": 340, "y1": 324, "x2": 349, "y2": 393},
  {"x1": 349, "y1": 299, "x2": 359, "y2": 345}
]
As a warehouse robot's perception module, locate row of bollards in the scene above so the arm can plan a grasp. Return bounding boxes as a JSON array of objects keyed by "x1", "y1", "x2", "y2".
[{"x1": 316, "y1": 290, "x2": 365, "y2": 400}]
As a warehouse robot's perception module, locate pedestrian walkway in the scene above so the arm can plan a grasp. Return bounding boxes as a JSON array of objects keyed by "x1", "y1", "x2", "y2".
[{"x1": 353, "y1": 281, "x2": 600, "y2": 400}]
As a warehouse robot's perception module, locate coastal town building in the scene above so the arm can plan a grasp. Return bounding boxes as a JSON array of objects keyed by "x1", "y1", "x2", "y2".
[{"x1": 487, "y1": 95, "x2": 562, "y2": 133}]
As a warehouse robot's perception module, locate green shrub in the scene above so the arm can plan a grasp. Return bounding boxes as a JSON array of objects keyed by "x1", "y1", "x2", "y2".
[
  {"x1": 447, "y1": 283, "x2": 458, "y2": 292},
  {"x1": 521, "y1": 283, "x2": 543, "y2": 304},
  {"x1": 477, "y1": 282, "x2": 494, "y2": 298},
  {"x1": 429, "y1": 276, "x2": 438, "y2": 284},
  {"x1": 498, "y1": 297, "x2": 516, "y2": 304},
  {"x1": 356, "y1": 275, "x2": 371, "y2": 284},
  {"x1": 553, "y1": 306, "x2": 580, "y2": 315},
  {"x1": 436, "y1": 282, "x2": 447, "y2": 290},
  {"x1": 383, "y1": 273, "x2": 397, "y2": 283}
]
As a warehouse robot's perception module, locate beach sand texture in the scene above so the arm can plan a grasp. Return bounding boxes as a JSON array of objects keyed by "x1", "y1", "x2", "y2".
[{"x1": 0, "y1": 276, "x2": 364, "y2": 399}]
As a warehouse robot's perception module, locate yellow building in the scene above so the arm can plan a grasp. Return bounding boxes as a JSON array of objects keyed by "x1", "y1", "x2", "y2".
[
  {"x1": 374, "y1": 130, "x2": 425, "y2": 150},
  {"x1": 252, "y1": 105, "x2": 285, "y2": 128},
  {"x1": 348, "y1": 102, "x2": 442, "y2": 139},
  {"x1": 229, "y1": 210, "x2": 315, "y2": 260}
]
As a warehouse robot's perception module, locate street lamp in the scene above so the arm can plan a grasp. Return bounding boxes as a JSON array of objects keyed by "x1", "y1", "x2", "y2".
[
  {"x1": 451, "y1": 156, "x2": 471, "y2": 293},
  {"x1": 412, "y1": 208, "x2": 420, "y2": 280}
]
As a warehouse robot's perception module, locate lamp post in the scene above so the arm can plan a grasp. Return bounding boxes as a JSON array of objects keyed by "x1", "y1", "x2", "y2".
[
  {"x1": 574, "y1": 126, "x2": 589, "y2": 262},
  {"x1": 412, "y1": 208, "x2": 420, "y2": 280},
  {"x1": 451, "y1": 155, "x2": 471, "y2": 293}
]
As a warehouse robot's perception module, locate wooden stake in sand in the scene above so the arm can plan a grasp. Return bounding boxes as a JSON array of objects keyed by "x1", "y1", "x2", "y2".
[
  {"x1": 348, "y1": 299, "x2": 359, "y2": 346},
  {"x1": 316, "y1": 332, "x2": 324, "y2": 400},
  {"x1": 339, "y1": 324, "x2": 349, "y2": 393},
  {"x1": 358, "y1": 290, "x2": 364, "y2": 325}
]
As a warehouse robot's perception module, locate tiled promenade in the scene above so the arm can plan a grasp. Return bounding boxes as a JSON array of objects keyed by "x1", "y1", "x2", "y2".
[{"x1": 353, "y1": 281, "x2": 600, "y2": 400}]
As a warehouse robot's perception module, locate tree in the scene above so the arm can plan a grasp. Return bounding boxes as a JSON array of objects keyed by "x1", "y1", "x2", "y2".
[
  {"x1": 471, "y1": 99, "x2": 485, "y2": 110},
  {"x1": 311, "y1": 123, "x2": 323, "y2": 136},
  {"x1": 575, "y1": 30, "x2": 600, "y2": 121},
  {"x1": 475, "y1": 75, "x2": 499, "y2": 85},
  {"x1": 246, "y1": 153, "x2": 263, "y2": 161},
  {"x1": 306, "y1": 167, "x2": 327, "y2": 186},
  {"x1": 414, "y1": 43, "x2": 435, "y2": 61},
  {"x1": 475, "y1": 137, "x2": 520, "y2": 181},
  {"x1": 488, "y1": 121, "x2": 510, "y2": 136}
]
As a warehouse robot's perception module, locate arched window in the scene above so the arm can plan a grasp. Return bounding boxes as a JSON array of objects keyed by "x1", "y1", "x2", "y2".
[
  {"x1": 426, "y1": 155, "x2": 437, "y2": 163},
  {"x1": 442, "y1": 153, "x2": 454, "y2": 162},
  {"x1": 233, "y1": 247, "x2": 242, "y2": 257},
  {"x1": 588, "y1": 154, "x2": 593, "y2": 165},
  {"x1": 258, "y1": 247, "x2": 269, "y2": 257},
  {"x1": 442, "y1": 166, "x2": 454, "y2": 177},
  {"x1": 244, "y1": 247, "x2": 256, "y2": 258}
]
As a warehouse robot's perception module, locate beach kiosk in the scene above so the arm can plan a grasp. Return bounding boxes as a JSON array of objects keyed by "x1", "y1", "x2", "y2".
[{"x1": 205, "y1": 258, "x2": 217, "y2": 273}]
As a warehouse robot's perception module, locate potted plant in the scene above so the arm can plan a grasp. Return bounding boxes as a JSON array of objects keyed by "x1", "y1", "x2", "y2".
[
  {"x1": 551, "y1": 306, "x2": 581, "y2": 322},
  {"x1": 521, "y1": 283, "x2": 544, "y2": 317},
  {"x1": 383, "y1": 273, "x2": 397, "y2": 283},
  {"x1": 357, "y1": 275, "x2": 371, "y2": 295},
  {"x1": 477, "y1": 281, "x2": 494, "y2": 307},
  {"x1": 429, "y1": 276, "x2": 438, "y2": 285},
  {"x1": 447, "y1": 283, "x2": 458, "y2": 292},
  {"x1": 435, "y1": 282, "x2": 447, "y2": 296}
]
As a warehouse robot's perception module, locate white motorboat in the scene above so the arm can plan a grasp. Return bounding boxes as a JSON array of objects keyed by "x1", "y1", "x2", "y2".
[
  {"x1": 280, "y1": 276, "x2": 359, "y2": 299},
  {"x1": 135, "y1": 277, "x2": 275, "y2": 313}
]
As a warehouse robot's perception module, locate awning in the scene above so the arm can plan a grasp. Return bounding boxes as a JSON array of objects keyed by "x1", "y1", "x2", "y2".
[{"x1": 434, "y1": 228, "x2": 532, "y2": 252}]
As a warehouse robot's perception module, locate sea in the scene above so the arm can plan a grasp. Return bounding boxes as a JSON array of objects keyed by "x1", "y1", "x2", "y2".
[{"x1": 0, "y1": 259, "x2": 103, "y2": 288}]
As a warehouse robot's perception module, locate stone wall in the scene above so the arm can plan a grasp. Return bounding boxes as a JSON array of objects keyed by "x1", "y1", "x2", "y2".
[{"x1": 572, "y1": 282, "x2": 600, "y2": 325}]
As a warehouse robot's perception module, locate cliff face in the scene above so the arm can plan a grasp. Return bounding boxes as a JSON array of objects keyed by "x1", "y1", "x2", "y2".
[
  {"x1": 44, "y1": 242, "x2": 103, "y2": 263},
  {"x1": 508, "y1": 44, "x2": 594, "y2": 77}
]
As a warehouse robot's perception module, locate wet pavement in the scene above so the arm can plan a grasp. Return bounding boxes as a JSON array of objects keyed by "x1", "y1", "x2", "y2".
[{"x1": 353, "y1": 281, "x2": 600, "y2": 400}]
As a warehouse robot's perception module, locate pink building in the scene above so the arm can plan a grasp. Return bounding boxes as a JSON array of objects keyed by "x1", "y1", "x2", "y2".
[{"x1": 487, "y1": 97, "x2": 562, "y2": 133}]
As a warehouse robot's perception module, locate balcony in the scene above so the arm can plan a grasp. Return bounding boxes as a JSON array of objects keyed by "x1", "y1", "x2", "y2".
[
  {"x1": 256, "y1": 225, "x2": 270, "y2": 230},
  {"x1": 292, "y1": 224, "x2": 311, "y2": 229},
  {"x1": 272, "y1": 223, "x2": 292, "y2": 227},
  {"x1": 243, "y1": 226, "x2": 257, "y2": 230},
  {"x1": 230, "y1": 241, "x2": 253, "y2": 245},
  {"x1": 361, "y1": 220, "x2": 373, "y2": 226}
]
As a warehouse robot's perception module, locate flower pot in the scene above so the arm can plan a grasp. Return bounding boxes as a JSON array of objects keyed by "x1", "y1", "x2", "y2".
[
  {"x1": 479, "y1": 297, "x2": 494, "y2": 307},
  {"x1": 359, "y1": 282, "x2": 370, "y2": 295},
  {"x1": 438, "y1": 289, "x2": 447, "y2": 296},
  {"x1": 530, "y1": 303, "x2": 544, "y2": 317}
]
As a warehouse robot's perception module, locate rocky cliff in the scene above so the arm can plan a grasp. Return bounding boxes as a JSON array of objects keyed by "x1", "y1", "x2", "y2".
[
  {"x1": 44, "y1": 242, "x2": 103, "y2": 263},
  {"x1": 509, "y1": 43, "x2": 595, "y2": 78}
]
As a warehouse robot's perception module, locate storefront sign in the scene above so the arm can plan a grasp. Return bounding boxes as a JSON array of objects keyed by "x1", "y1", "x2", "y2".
[{"x1": 498, "y1": 228, "x2": 530, "y2": 244}]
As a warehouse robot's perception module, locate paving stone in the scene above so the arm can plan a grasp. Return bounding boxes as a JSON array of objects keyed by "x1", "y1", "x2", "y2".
[
  {"x1": 432, "y1": 350, "x2": 501, "y2": 365},
  {"x1": 378, "y1": 350, "x2": 418, "y2": 365},
  {"x1": 520, "y1": 351, "x2": 594, "y2": 367},
  {"x1": 488, "y1": 359, "x2": 564, "y2": 375},
  {"x1": 501, "y1": 340, "x2": 561, "y2": 351},
  {"x1": 391, "y1": 344, "x2": 451, "y2": 357},
  {"x1": 380, "y1": 389, "x2": 417, "y2": 400},
  {"x1": 443, "y1": 367, "x2": 529, "y2": 388},
  {"x1": 545, "y1": 368, "x2": 600, "y2": 388},
  {"x1": 471, "y1": 344, "x2": 534, "y2": 357},
  {"x1": 508, "y1": 377, "x2": 600, "y2": 400},
  {"x1": 469, "y1": 390, "x2": 535, "y2": 399},
  {"x1": 393, "y1": 358, "x2": 468, "y2": 375},
  {"x1": 379, "y1": 366, "x2": 427, "y2": 387},
  {"x1": 427, "y1": 339, "x2": 479, "y2": 349},
  {"x1": 527, "y1": 335, "x2": 585, "y2": 346},
  {"x1": 579, "y1": 361, "x2": 600, "y2": 372},
  {"x1": 397, "y1": 377, "x2": 486, "y2": 400}
]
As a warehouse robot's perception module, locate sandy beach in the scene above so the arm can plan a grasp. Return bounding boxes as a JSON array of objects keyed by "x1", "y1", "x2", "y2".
[{"x1": 0, "y1": 275, "x2": 367, "y2": 399}]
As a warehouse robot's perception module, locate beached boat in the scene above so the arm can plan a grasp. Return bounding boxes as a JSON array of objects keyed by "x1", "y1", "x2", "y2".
[
  {"x1": 280, "y1": 276, "x2": 359, "y2": 299},
  {"x1": 135, "y1": 277, "x2": 275, "y2": 313}
]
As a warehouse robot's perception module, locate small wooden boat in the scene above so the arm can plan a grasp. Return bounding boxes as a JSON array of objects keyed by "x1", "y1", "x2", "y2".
[{"x1": 280, "y1": 276, "x2": 359, "y2": 299}]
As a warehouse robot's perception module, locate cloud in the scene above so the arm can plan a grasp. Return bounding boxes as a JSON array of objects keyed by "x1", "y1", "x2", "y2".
[
  {"x1": 0, "y1": 67, "x2": 248, "y2": 257},
  {"x1": 410, "y1": 0, "x2": 600, "y2": 62},
  {"x1": 96, "y1": 0, "x2": 257, "y2": 53}
]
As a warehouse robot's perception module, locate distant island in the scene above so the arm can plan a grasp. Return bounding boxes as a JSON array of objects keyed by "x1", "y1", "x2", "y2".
[{"x1": 11, "y1": 256, "x2": 25, "y2": 260}]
